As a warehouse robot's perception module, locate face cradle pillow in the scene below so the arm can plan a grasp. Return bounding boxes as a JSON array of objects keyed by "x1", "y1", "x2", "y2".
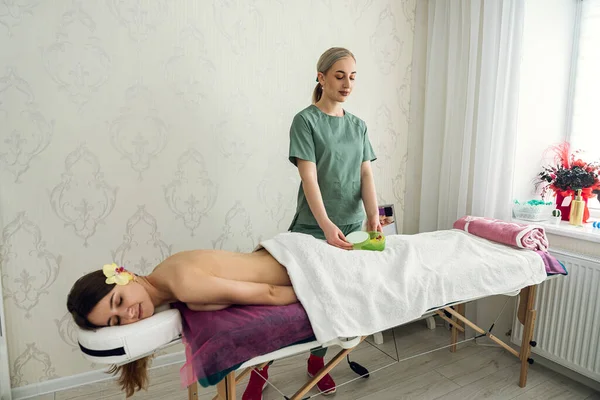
[{"x1": 77, "y1": 309, "x2": 182, "y2": 364}]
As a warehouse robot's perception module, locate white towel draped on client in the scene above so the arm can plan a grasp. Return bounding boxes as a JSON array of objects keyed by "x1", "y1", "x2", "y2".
[{"x1": 259, "y1": 230, "x2": 547, "y2": 344}]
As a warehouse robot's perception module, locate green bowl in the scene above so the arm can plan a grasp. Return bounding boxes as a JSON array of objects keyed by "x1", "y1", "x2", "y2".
[{"x1": 346, "y1": 231, "x2": 386, "y2": 251}]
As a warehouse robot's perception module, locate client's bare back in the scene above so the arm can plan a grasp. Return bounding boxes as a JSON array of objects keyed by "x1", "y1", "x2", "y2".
[
  {"x1": 144, "y1": 248, "x2": 295, "y2": 311},
  {"x1": 152, "y1": 248, "x2": 291, "y2": 288}
]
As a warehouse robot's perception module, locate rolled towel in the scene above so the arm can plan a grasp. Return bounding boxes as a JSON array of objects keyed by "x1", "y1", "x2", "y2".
[{"x1": 453, "y1": 216, "x2": 548, "y2": 252}]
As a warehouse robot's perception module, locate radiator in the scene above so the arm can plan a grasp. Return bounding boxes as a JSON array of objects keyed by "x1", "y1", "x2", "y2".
[{"x1": 512, "y1": 249, "x2": 600, "y2": 382}]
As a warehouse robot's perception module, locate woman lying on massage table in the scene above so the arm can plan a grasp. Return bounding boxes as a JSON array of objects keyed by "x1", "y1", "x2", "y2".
[
  {"x1": 67, "y1": 248, "x2": 302, "y2": 396},
  {"x1": 68, "y1": 220, "x2": 553, "y2": 397},
  {"x1": 68, "y1": 248, "x2": 299, "y2": 329}
]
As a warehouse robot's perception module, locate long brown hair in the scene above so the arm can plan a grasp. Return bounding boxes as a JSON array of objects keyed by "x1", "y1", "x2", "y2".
[
  {"x1": 67, "y1": 270, "x2": 151, "y2": 397},
  {"x1": 107, "y1": 357, "x2": 152, "y2": 397},
  {"x1": 312, "y1": 47, "x2": 356, "y2": 103}
]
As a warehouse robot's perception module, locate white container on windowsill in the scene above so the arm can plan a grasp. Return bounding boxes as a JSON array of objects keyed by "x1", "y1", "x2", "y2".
[
  {"x1": 550, "y1": 215, "x2": 562, "y2": 225},
  {"x1": 512, "y1": 203, "x2": 555, "y2": 221}
]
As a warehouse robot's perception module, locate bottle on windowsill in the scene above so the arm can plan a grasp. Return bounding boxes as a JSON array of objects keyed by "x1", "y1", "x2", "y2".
[{"x1": 569, "y1": 189, "x2": 585, "y2": 227}]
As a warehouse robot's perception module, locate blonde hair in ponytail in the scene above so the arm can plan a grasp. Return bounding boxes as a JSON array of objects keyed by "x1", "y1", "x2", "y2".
[
  {"x1": 107, "y1": 356, "x2": 152, "y2": 398},
  {"x1": 312, "y1": 47, "x2": 356, "y2": 103}
]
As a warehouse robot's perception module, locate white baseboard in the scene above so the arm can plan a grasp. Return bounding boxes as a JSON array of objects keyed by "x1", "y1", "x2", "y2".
[
  {"x1": 11, "y1": 351, "x2": 186, "y2": 400},
  {"x1": 534, "y1": 355, "x2": 600, "y2": 393}
]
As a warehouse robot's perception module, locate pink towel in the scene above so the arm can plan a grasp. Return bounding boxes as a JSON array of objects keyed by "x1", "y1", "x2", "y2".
[{"x1": 453, "y1": 216, "x2": 548, "y2": 252}]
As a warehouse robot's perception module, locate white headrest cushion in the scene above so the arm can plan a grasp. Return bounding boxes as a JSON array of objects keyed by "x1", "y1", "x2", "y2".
[{"x1": 77, "y1": 309, "x2": 182, "y2": 364}]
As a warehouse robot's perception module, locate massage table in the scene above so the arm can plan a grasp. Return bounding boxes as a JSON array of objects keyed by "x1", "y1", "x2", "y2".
[
  {"x1": 214, "y1": 284, "x2": 546, "y2": 400},
  {"x1": 77, "y1": 222, "x2": 565, "y2": 399},
  {"x1": 77, "y1": 280, "x2": 557, "y2": 400}
]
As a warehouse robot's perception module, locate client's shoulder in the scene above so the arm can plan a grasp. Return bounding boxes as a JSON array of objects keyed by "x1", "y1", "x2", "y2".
[
  {"x1": 150, "y1": 253, "x2": 210, "y2": 299},
  {"x1": 153, "y1": 250, "x2": 209, "y2": 273}
]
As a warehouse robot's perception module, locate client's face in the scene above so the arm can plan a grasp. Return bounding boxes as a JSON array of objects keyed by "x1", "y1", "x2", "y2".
[{"x1": 87, "y1": 282, "x2": 155, "y2": 327}]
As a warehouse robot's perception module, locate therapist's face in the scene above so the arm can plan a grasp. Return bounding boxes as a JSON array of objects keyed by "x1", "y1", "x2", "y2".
[
  {"x1": 87, "y1": 281, "x2": 155, "y2": 327},
  {"x1": 319, "y1": 57, "x2": 356, "y2": 103}
]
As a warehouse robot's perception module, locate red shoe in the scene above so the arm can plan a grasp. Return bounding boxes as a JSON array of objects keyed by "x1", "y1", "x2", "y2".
[
  {"x1": 242, "y1": 365, "x2": 269, "y2": 400},
  {"x1": 307, "y1": 354, "x2": 336, "y2": 395}
]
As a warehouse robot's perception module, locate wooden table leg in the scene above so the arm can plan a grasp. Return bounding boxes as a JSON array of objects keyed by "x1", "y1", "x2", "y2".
[
  {"x1": 456, "y1": 304, "x2": 465, "y2": 328},
  {"x1": 211, "y1": 362, "x2": 271, "y2": 400},
  {"x1": 518, "y1": 285, "x2": 537, "y2": 388},
  {"x1": 216, "y1": 371, "x2": 236, "y2": 400},
  {"x1": 188, "y1": 381, "x2": 198, "y2": 400},
  {"x1": 451, "y1": 304, "x2": 465, "y2": 352},
  {"x1": 451, "y1": 308, "x2": 459, "y2": 353},
  {"x1": 435, "y1": 310, "x2": 465, "y2": 333},
  {"x1": 289, "y1": 337, "x2": 366, "y2": 400},
  {"x1": 444, "y1": 307, "x2": 520, "y2": 358}
]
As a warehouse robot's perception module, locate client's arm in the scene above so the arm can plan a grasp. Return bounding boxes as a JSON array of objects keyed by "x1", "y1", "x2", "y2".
[{"x1": 178, "y1": 276, "x2": 298, "y2": 309}]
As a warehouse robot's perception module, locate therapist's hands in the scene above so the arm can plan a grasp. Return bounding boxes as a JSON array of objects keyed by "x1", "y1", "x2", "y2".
[
  {"x1": 367, "y1": 215, "x2": 383, "y2": 233},
  {"x1": 322, "y1": 221, "x2": 353, "y2": 250}
]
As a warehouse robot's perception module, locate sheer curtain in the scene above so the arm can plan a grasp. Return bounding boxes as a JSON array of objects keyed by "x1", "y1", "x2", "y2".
[{"x1": 405, "y1": 0, "x2": 525, "y2": 233}]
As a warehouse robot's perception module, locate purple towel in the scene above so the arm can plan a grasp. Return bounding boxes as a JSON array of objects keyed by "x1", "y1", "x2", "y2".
[
  {"x1": 174, "y1": 302, "x2": 314, "y2": 387},
  {"x1": 536, "y1": 250, "x2": 568, "y2": 275}
]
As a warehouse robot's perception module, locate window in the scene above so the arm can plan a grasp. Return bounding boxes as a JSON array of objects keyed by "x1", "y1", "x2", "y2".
[{"x1": 568, "y1": 0, "x2": 600, "y2": 213}]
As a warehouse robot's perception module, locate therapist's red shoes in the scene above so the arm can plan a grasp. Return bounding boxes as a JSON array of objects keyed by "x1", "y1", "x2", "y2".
[
  {"x1": 242, "y1": 365, "x2": 269, "y2": 400},
  {"x1": 307, "y1": 354, "x2": 337, "y2": 395}
]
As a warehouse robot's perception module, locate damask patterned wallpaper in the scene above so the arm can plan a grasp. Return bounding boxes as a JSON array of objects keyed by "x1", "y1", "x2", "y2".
[{"x1": 0, "y1": 0, "x2": 414, "y2": 388}]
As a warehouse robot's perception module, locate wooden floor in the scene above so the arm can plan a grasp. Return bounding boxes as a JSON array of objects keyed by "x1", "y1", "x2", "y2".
[{"x1": 31, "y1": 321, "x2": 599, "y2": 400}]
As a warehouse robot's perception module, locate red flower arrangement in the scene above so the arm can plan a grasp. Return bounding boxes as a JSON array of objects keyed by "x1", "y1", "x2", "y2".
[{"x1": 536, "y1": 142, "x2": 600, "y2": 222}]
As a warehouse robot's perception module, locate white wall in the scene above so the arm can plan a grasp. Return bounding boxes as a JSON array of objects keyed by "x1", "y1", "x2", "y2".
[
  {"x1": 512, "y1": 0, "x2": 577, "y2": 202},
  {"x1": 0, "y1": 1, "x2": 415, "y2": 391}
]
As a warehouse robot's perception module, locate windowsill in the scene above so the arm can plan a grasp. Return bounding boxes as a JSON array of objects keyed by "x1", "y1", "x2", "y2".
[{"x1": 512, "y1": 217, "x2": 600, "y2": 244}]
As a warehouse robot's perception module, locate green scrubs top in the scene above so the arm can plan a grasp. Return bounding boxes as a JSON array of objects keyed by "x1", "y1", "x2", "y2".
[{"x1": 288, "y1": 104, "x2": 376, "y2": 228}]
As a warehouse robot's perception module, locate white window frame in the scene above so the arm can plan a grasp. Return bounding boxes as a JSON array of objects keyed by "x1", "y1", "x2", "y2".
[{"x1": 565, "y1": 0, "x2": 600, "y2": 219}]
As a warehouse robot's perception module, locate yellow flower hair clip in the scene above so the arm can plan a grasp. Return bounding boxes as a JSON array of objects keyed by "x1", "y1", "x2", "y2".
[{"x1": 102, "y1": 263, "x2": 134, "y2": 286}]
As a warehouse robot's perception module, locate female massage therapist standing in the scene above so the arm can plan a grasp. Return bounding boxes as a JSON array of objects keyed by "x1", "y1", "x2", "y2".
[{"x1": 242, "y1": 47, "x2": 382, "y2": 399}]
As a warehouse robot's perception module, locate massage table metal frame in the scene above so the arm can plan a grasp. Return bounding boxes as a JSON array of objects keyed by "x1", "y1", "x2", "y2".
[{"x1": 182, "y1": 283, "x2": 541, "y2": 400}]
